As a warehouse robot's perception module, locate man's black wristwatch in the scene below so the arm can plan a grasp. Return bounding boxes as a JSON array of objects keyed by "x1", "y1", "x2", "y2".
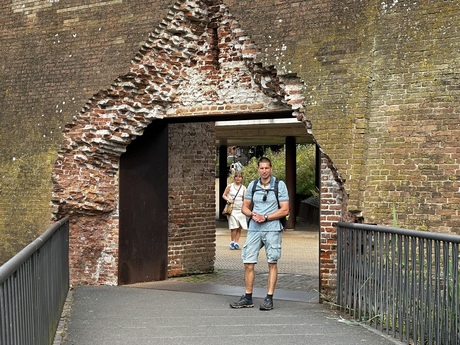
[{"x1": 264, "y1": 214, "x2": 268, "y2": 222}]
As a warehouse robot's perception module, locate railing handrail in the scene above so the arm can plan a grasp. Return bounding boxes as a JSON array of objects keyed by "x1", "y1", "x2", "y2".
[
  {"x1": 337, "y1": 221, "x2": 460, "y2": 243},
  {"x1": 0, "y1": 216, "x2": 69, "y2": 283}
]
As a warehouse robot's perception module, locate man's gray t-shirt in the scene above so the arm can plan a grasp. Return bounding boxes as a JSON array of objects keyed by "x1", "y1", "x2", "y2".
[{"x1": 245, "y1": 176, "x2": 289, "y2": 232}]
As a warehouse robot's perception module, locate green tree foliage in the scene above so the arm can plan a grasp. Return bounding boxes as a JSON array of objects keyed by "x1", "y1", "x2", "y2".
[
  {"x1": 296, "y1": 145, "x2": 317, "y2": 196},
  {"x1": 239, "y1": 144, "x2": 316, "y2": 196}
]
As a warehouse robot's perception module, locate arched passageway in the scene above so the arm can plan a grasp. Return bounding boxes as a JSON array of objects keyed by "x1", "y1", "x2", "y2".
[{"x1": 51, "y1": 0, "x2": 347, "y2": 300}]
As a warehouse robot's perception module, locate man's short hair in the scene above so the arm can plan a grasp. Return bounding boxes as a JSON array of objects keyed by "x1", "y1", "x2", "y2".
[{"x1": 257, "y1": 157, "x2": 272, "y2": 166}]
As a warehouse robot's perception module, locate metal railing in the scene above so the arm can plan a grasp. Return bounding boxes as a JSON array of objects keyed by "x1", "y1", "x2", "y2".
[
  {"x1": 337, "y1": 222, "x2": 460, "y2": 345},
  {"x1": 0, "y1": 217, "x2": 69, "y2": 345}
]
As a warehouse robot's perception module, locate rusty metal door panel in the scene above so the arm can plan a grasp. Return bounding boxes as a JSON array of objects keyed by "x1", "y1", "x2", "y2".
[{"x1": 119, "y1": 122, "x2": 168, "y2": 285}]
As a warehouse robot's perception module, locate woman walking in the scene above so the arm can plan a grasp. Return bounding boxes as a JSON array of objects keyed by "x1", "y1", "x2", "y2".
[{"x1": 222, "y1": 171, "x2": 248, "y2": 250}]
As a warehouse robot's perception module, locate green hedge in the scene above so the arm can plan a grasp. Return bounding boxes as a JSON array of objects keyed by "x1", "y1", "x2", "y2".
[{"x1": 236, "y1": 145, "x2": 317, "y2": 197}]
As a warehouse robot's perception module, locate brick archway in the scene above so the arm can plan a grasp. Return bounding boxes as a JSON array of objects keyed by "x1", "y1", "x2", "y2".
[{"x1": 51, "y1": 0, "x2": 347, "y2": 298}]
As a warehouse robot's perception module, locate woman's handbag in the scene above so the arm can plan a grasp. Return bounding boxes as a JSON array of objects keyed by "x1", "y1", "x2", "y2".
[
  {"x1": 222, "y1": 203, "x2": 233, "y2": 216},
  {"x1": 222, "y1": 184, "x2": 242, "y2": 216}
]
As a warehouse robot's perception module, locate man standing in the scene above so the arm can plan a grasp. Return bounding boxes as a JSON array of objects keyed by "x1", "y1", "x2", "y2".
[{"x1": 229, "y1": 157, "x2": 289, "y2": 311}]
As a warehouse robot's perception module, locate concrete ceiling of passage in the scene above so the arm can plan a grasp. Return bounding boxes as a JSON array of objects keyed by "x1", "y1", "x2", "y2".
[
  {"x1": 215, "y1": 111, "x2": 314, "y2": 146},
  {"x1": 215, "y1": 118, "x2": 313, "y2": 146},
  {"x1": 166, "y1": 110, "x2": 314, "y2": 146}
]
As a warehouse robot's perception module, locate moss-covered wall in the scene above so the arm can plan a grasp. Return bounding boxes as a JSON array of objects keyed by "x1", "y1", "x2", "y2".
[
  {"x1": 0, "y1": 0, "x2": 175, "y2": 263},
  {"x1": 362, "y1": 2, "x2": 460, "y2": 230},
  {"x1": 1, "y1": 0, "x2": 459, "y2": 264}
]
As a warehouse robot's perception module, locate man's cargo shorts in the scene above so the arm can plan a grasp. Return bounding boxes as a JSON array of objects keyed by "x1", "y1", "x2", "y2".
[{"x1": 242, "y1": 230, "x2": 282, "y2": 264}]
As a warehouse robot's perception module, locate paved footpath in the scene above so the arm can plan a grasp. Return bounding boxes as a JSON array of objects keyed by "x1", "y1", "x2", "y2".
[
  {"x1": 56, "y1": 222, "x2": 404, "y2": 345},
  {"x1": 59, "y1": 286, "x2": 403, "y2": 345}
]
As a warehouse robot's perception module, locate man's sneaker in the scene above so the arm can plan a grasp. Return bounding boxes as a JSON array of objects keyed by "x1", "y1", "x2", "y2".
[
  {"x1": 233, "y1": 243, "x2": 240, "y2": 250},
  {"x1": 259, "y1": 297, "x2": 274, "y2": 311},
  {"x1": 230, "y1": 295, "x2": 254, "y2": 308},
  {"x1": 230, "y1": 242, "x2": 235, "y2": 250}
]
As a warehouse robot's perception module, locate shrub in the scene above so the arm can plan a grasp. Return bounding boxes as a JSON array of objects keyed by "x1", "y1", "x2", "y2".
[{"x1": 239, "y1": 145, "x2": 316, "y2": 196}]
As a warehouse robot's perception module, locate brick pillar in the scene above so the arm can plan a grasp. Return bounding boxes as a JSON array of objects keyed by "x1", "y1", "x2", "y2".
[
  {"x1": 319, "y1": 153, "x2": 346, "y2": 301},
  {"x1": 285, "y1": 136, "x2": 296, "y2": 229},
  {"x1": 167, "y1": 122, "x2": 216, "y2": 276}
]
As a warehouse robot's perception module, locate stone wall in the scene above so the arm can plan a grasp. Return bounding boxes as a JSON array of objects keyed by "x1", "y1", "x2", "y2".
[{"x1": 1, "y1": 0, "x2": 459, "y2": 299}]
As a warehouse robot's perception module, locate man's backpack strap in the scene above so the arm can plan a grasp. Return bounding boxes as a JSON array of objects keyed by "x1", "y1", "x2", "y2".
[
  {"x1": 274, "y1": 178, "x2": 280, "y2": 208},
  {"x1": 274, "y1": 179, "x2": 287, "y2": 228},
  {"x1": 251, "y1": 178, "x2": 258, "y2": 200}
]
